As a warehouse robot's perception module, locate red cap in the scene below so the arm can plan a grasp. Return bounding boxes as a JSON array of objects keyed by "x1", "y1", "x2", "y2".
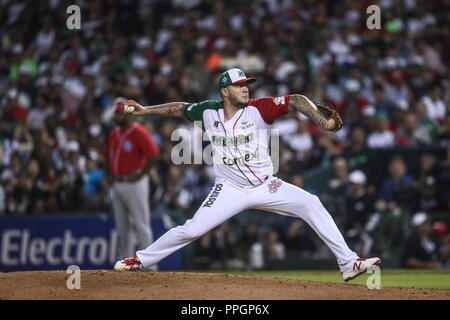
[{"x1": 113, "y1": 97, "x2": 127, "y2": 114}]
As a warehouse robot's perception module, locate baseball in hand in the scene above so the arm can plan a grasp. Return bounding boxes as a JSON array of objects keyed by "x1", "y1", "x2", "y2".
[{"x1": 124, "y1": 105, "x2": 135, "y2": 113}]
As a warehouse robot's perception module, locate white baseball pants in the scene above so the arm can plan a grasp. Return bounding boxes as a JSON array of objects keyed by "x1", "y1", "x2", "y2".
[
  {"x1": 136, "y1": 177, "x2": 358, "y2": 272},
  {"x1": 112, "y1": 175, "x2": 154, "y2": 259}
]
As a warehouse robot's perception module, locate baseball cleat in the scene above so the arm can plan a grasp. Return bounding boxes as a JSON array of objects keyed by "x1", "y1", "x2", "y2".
[
  {"x1": 342, "y1": 257, "x2": 381, "y2": 282},
  {"x1": 114, "y1": 254, "x2": 144, "y2": 271}
]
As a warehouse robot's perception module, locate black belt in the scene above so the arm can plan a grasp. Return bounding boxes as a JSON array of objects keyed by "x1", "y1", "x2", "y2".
[{"x1": 114, "y1": 169, "x2": 144, "y2": 183}]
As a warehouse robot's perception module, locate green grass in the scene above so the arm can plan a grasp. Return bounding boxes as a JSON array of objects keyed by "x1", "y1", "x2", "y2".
[{"x1": 228, "y1": 269, "x2": 450, "y2": 290}]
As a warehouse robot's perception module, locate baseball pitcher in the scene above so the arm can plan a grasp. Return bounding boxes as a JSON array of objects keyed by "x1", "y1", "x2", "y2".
[{"x1": 114, "y1": 68, "x2": 380, "y2": 281}]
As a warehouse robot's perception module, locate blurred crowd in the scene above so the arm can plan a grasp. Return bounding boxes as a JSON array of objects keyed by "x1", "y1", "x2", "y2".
[{"x1": 0, "y1": 0, "x2": 449, "y2": 268}]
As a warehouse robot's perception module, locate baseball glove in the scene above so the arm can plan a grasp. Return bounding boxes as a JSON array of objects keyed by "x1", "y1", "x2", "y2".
[{"x1": 314, "y1": 100, "x2": 343, "y2": 131}]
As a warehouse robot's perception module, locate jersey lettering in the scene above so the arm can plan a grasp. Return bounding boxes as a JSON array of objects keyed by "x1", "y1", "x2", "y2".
[
  {"x1": 222, "y1": 148, "x2": 258, "y2": 166},
  {"x1": 211, "y1": 133, "x2": 254, "y2": 146},
  {"x1": 202, "y1": 183, "x2": 223, "y2": 208}
]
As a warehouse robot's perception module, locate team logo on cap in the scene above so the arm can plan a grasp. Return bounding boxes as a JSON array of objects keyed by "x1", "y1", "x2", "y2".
[{"x1": 238, "y1": 70, "x2": 245, "y2": 77}]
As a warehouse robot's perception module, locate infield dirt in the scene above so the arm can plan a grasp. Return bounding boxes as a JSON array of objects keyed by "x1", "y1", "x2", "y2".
[{"x1": 1, "y1": 270, "x2": 449, "y2": 300}]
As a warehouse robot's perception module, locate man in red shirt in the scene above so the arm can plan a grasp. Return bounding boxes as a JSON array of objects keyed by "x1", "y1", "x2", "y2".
[{"x1": 105, "y1": 98, "x2": 160, "y2": 265}]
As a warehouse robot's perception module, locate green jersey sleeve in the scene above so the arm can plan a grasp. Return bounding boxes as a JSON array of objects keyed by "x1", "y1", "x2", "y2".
[{"x1": 183, "y1": 100, "x2": 222, "y2": 130}]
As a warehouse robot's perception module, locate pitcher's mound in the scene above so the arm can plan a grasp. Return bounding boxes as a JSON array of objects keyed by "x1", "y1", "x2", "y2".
[{"x1": 1, "y1": 270, "x2": 448, "y2": 300}]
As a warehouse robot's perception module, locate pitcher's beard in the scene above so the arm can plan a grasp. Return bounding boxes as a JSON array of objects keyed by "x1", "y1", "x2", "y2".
[{"x1": 230, "y1": 96, "x2": 248, "y2": 108}]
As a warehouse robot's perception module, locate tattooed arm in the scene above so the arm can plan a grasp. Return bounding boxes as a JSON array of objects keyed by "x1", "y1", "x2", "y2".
[
  {"x1": 124, "y1": 100, "x2": 188, "y2": 118},
  {"x1": 288, "y1": 94, "x2": 335, "y2": 131}
]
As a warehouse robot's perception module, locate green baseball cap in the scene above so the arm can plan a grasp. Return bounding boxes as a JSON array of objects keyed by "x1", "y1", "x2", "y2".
[{"x1": 218, "y1": 68, "x2": 256, "y2": 91}]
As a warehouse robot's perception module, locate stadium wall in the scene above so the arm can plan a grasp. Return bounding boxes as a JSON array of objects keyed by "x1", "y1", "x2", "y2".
[{"x1": 0, "y1": 215, "x2": 181, "y2": 272}]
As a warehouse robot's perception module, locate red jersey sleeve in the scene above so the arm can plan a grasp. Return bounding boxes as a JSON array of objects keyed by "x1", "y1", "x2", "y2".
[
  {"x1": 250, "y1": 95, "x2": 291, "y2": 124},
  {"x1": 136, "y1": 124, "x2": 160, "y2": 159}
]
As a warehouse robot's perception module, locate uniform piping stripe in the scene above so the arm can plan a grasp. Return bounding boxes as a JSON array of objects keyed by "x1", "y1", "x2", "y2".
[
  {"x1": 232, "y1": 108, "x2": 263, "y2": 184},
  {"x1": 216, "y1": 109, "x2": 254, "y2": 186}
]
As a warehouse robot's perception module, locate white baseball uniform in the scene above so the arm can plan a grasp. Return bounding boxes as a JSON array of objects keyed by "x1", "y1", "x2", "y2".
[{"x1": 136, "y1": 96, "x2": 358, "y2": 271}]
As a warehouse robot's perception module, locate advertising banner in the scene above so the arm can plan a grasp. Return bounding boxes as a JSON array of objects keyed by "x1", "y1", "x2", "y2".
[{"x1": 0, "y1": 214, "x2": 181, "y2": 272}]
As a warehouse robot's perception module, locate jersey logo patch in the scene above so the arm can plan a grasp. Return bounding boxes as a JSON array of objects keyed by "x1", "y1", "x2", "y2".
[
  {"x1": 267, "y1": 179, "x2": 282, "y2": 194},
  {"x1": 273, "y1": 96, "x2": 285, "y2": 105},
  {"x1": 123, "y1": 140, "x2": 133, "y2": 152},
  {"x1": 238, "y1": 120, "x2": 255, "y2": 131},
  {"x1": 187, "y1": 103, "x2": 197, "y2": 111}
]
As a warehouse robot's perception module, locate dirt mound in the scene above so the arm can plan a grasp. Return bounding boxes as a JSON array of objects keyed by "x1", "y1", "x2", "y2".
[{"x1": 0, "y1": 270, "x2": 448, "y2": 300}]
